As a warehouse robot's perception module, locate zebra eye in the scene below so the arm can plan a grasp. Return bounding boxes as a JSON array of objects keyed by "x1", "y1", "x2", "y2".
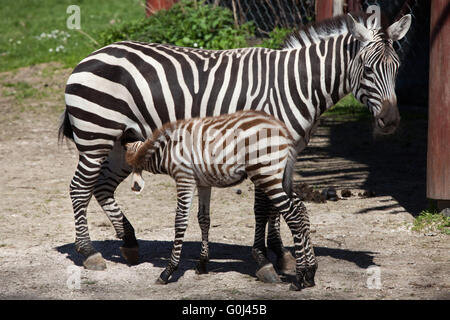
[{"x1": 364, "y1": 65, "x2": 373, "y2": 74}]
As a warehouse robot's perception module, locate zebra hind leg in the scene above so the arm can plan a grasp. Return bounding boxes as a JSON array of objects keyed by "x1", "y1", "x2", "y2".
[
  {"x1": 93, "y1": 143, "x2": 139, "y2": 265},
  {"x1": 156, "y1": 180, "x2": 196, "y2": 284},
  {"x1": 195, "y1": 187, "x2": 211, "y2": 275},
  {"x1": 71, "y1": 152, "x2": 109, "y2": 270}
]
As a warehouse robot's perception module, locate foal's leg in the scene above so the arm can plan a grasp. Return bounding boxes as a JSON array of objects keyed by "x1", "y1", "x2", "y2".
[
  {"x1": 157, "y1": 179, "x2": 196, "y2": 284},
  {"x1": 195, "y1": 186, "x2": 211, "y2": 274}
]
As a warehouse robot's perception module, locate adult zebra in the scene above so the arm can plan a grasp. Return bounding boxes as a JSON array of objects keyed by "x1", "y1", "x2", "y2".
[{"x1": 59, "y1": 12, "x2": 411, "y2": 279}]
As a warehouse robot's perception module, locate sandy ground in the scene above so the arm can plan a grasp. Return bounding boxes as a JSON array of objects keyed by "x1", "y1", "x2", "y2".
[{"x1": 0, "y1": 63, "x2": 448, "y2": 300}]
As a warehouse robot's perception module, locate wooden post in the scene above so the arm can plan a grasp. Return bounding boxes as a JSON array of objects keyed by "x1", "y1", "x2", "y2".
[
  {"x1": 427, "y1": 0, "x2": 450, "y2": 210},
  {"x1": 146, "y1": 0, "x2": 177, "y2": 17},
  {"x1": 346, "y1": 0, "x2": 362, "y2": 13},
  {"x1": 315, "y1": 0, "x2": 334, "y2": 22}
]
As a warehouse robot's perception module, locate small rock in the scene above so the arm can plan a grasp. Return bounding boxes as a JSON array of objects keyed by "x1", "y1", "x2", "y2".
[
  {"x1": 440, "y1": 208, "x2": 450, "y2": 217},
  {"x1": 322, "y1": 187, "x2": 338, "y2": 200},
  {"x1": 359, "y1": 190, "x2": 376, "y2": 198},
  {"x1": 292, "y1": 183, "x2": 326, "y2": 203},
  {"x1": 341, "y1": 189, "x2": 352, "y2": 198},
  {"x1": 235, "y1": 188, "x2": 242, "y2": 195}
]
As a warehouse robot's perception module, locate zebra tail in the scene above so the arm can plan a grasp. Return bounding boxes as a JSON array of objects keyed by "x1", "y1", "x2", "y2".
[
  {"x1": 58, "y1": 109, "x2": 74, "y2": 144},
  {"x1": 125, "y1": 139, "x2": 154, "y2": 170}
]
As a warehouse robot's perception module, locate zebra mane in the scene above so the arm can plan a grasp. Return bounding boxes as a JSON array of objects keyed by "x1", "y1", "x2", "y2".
[{"x1": 283, "y1": 12, "x2": 384, "y2": 50}]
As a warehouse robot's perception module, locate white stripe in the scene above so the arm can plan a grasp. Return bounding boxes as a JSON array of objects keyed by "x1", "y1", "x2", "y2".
[
  {"x1": 108, "y1": 43, "x2": 177, "y2": 123},
  {"x1": 67, "y1": 71, "x2": 151, "y2": 138},
  {"x1": 79, "y1": 52, "x2": 163, "y2": 128}
]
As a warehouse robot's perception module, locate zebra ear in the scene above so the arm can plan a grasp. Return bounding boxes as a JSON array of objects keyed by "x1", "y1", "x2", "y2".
[
  {"x1": 387, "y1": 14, "x2": 411, "y2": 41},
  {"x1": 347, "y1": 14, "x2": 372, "y2": 42}
]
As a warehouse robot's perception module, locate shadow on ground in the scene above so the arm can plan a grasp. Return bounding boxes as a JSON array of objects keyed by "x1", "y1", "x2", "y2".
[
  {"x1": 55, "y1": 240, "x2": 377, "y2": 282},
  {"x1": 296, "y1": 106, "x2": 428, "y2": 216}
]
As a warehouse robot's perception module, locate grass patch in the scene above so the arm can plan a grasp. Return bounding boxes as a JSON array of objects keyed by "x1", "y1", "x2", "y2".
[
  {"x1": 2, "y1": 81, "x2": 40, "y2": 100},
  {"x1": 323, "y1": 94, "x2": 368, "y2": 121},
  {"x1": 0, "y1": 0, "x2": 145, "y2": 71},
  {"x1": 412, "y1": 209, "x2": 450, "y2": 235}
]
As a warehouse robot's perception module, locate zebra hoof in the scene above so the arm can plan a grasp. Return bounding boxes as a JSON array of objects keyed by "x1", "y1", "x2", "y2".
[
  {"x1": 83, "y1": 252, "x2": 107, "y2": 271},
  {"x1": 277, "y1": 250, "x2": 296, "y2": 276},
  {"x1": 289, "y1": 281, "x2": 303, "y2": 291},
  {"x1": 302, "y1": 264, "x2": 318, "y2": 288},
  {"x1": 120, "y1": 246, "x2": 139, "y2": 265},
  {"x1": 195, "y1": 263, "x2": 208, "y2": 275},
  {"x1": 155, "y1": 277, "x2": 168, "y2": 285},
  {"x1": 255, "y1": 264, "x2": 281, "y2": 283}
]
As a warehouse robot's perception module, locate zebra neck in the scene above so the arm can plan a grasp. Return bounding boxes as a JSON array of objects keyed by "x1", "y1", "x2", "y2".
[{"x1": 287, "y1": 32, "x2": 358, "y2": 119}]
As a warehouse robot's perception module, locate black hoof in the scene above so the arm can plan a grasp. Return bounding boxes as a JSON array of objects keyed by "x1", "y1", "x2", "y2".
[
  {"x1": 157, "y1": 267, "x2": 174, "y2": 284},
  {"x1": 291, "y1": 264, "x2": 317, "y2": 290},
  {"x1": 289, "y1": 281, "x2": 303, "y2": 291},
  {"x1": 120, "y1": 246, "x2": 139, "y2": 265},
  {"x1": 255, "y1": 264, "x2": 281, "y2": 283},
  {"x1": 195, "y1": 263, "x2": 208, "y2": 275},
  {"x1": 303, "y1": 265, "x2": 317, "y2": 287},
  {"x1": 155, "y1": 277, "x2": 168, "y2": 285}
]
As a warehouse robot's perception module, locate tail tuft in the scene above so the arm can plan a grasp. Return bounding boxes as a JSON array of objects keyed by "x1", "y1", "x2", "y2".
[{"x1": 58, "y1": 110, "x2": 74, "y2": 144}]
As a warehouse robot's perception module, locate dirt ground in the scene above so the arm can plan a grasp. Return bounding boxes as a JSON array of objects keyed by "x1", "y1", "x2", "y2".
[{"x1": 0, "y1": 63, "x2": 448, "y2": 300}]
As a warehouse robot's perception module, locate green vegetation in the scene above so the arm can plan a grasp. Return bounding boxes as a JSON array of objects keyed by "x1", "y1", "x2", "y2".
[
  {"x1": 0, "y1": 0, "x2": 302, "y2": 72},
  {"x1": 412, "y1": 209, "x2": 450, "y2": 235},
  {"x1": 323, "y1": 94, "x2": 368, "y2": 121},
  {"x1": 98, "y1": 0, "x2": 255, "y2": 49},
  {"x1": 0, "y1": 0, "x2": 145, "y2": 71},
  {"x1": 260, "y1": 27, "x2": 293, "y2": 49}
]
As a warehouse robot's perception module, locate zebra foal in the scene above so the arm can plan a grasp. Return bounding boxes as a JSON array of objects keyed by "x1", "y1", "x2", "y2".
[{"x1": 125, "y1": 110, "x2": 316, "y2": 290}]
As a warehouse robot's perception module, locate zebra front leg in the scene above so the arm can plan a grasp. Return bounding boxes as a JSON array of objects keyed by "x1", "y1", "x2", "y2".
[
  {"x1": 252, "y1": 189, "x2": 281, "y2": 283},
  {"x1": 71, "y1": 153, "x2": 108, "y2": 270},
  {"x1": 94, "y1": 146, "x2": 139, "y2": 265},
  {"x1": 281, "y1": 200, "x2": 317, "y2": 291},
  {"x1": 157, "y1": 180, "x2": 195, "y2": 284},
  {"x1": 195, "y1": 186, "x2": 211, "y2": 275},
  {"x1": 293, "y1": 201, "x2": 317, "y2": 288}
]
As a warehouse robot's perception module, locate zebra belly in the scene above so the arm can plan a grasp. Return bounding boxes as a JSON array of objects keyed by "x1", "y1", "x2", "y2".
[{"x1": 193, "y1": 164, "x2": 247, "y2": 188}]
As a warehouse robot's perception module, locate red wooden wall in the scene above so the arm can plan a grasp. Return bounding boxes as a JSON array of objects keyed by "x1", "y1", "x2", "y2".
[
  {"x1": 146, "y1": 0, "x2": 177, "y2": 16},
  {"x1": 427, "y1": 0, "x2": 450, "y2": 203}
]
